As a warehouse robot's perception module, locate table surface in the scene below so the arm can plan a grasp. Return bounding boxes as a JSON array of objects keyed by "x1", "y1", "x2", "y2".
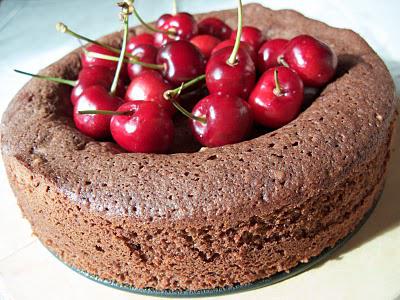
[{"x1": 0, "y1": 1, "x2": 399, "y2": 299}]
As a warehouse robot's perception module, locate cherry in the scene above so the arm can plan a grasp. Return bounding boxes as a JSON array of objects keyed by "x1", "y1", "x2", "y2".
[
  {"x1": 74, "y1": 85, "x2": 123, "y2": 138},
  {"x1": 71, "y1": 66, "x2": 125, "y2": 106},
  {"x1": 249, "y1": 66, "x2": 304, "y2": 128},
  {"x1": 127, "y1": 44, "x2": 158, "y2": 79},
  {"x1": 198, "y1": 17, "x2": 232, "y2": 40},
  {"x1": 211, "y1": 39, "x2": 257, "y2": 65},
  {"x1": 231, "y1": 26, "x2": 264, "y2": 50},
  {"x1": 205, "y1": 0, "x2": 256, "y2": 99},
  {"x1": 156, "y1": 14, "x2": 172, "y2": 28},
  {"x1": 190, "y1": 94, "x2": 253, "y2": 147},
  {"x1": 280, "y1": 35, "x2": 338, "y2": 87},
  {"x1": 257, "y1": 38, "x2": 288, "y2": 73},
  {"x1": 127, "y1": 33, "x2": 154, "y2": 52},
  {"x1": 81, "y1": 44, "x2": 118, "y2": 70},
  {"x1": 156, "y1": 40, "x2": 205, "y2": 85},
  {"x1": 154, "y1": 12, "x2": 198, "y2": 47},
  {"x1": 82, "y1": 44, "x2": 129, "y2": 82},
  {"x1": 190, "y1": 34, "x2": 221, "y2": 60},
  {"x1": 125, "y1": 70, "x2": 174, "y2": 115},
  {"x1": 206, "y1": 46, "x2": 255, "y2": 99},
  {"x1": 110, "y1": 101, "x2": 174, "y2": 153}
]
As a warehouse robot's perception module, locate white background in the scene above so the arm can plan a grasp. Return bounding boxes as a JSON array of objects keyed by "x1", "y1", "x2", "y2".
[{"x1": 0, "y1": 1, "x2": 399, "y2": 299}]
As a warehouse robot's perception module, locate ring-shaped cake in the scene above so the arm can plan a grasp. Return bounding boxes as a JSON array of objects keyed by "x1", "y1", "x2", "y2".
[{"x1": 1, "y1": 4, "x2": 397, "y2": 291}]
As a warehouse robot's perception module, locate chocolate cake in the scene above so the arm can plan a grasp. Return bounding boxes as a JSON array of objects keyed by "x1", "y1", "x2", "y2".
[{"x1": 1, "y1": 4, "x2": 397, "y2": 291}]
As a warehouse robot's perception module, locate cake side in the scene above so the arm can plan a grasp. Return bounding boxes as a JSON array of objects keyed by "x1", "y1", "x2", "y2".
[{"x1": 3, "y1": 116, "x2": 394, "y2": 289}]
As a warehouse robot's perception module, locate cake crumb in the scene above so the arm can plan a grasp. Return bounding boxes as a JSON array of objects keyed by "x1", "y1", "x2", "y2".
[
  {"x1": 272, "y1": 169, "x2": 285, "y2": 183},
  {"x1": 31, "y1": 154, "x2": 44, "y2": 167},
  {"x1": 376, "y1": 113, "x2": 383, "y2": 121}
]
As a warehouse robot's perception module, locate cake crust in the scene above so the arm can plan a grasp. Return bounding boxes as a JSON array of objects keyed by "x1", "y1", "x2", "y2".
[{"x1": 1, "y1": 4, "x2": 397, "y2": 291}]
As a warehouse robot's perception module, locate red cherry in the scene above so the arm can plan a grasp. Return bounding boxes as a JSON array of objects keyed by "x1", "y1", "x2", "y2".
[
  {"x1": 206, "y1": 46, "x2": 256, "y2": 99},
  {"x1": 81, "y1": 44, "x2": 118, "y2": 70},
  {"x1": 81, "y1": 44, "x2": 129, "y2": 82},
  {"x1": 198, "y1": 17, "x2": 232, "y2": 40},
  {"x1": 127, "y1": 44, "x2": 158, "y2": 79},
  {"x1": 211, "y1": 39, "x2": 257, "y2": 64},
  {"x1": 74, "y1": 85, "x2": 123, "y2": 139},
  {"x1": 127, "y1": 33, "x2": 154, "y2": 52},
  {"x1": 156, "y1": 13, "x2": 172, "y2": 28},
  {"x1": 249, "y1": 66, "x2": 304, "y2": 128},
  {"x1": 257, "y1": 38, "x2": 288, "y2": 73},
  {"x1": 281, "y1": 35, "x2": 338, "y2": 87},
  {"x1": 125, "y1": 70, "x2": 174, "y2": 115},
  {"x1": 71, "y1": 66, "x2": 125, "y2": 106},
  {"x1": 110, "y1": 101, "x2": 174, "y2": 153},
  {"x1": 154, "y1": 12, "x2": 198, "y2": 47},
  {"x1": 156, "y1": 40, "x2": 205, "y2": 85},
  {"x1": 231, "y1": 26, "x2": 264, "y2": 50},
  {"x1": 191, "y1": 93, "x2": 253, "y2": 147},
  {"x1": 190, "y1": 34, "x2": 221, "y2": 60}
]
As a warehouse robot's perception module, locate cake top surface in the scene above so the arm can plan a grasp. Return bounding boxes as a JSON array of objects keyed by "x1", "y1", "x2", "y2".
[{"x1": 1, "y1": 4, "x2": 396, "y2": 225}]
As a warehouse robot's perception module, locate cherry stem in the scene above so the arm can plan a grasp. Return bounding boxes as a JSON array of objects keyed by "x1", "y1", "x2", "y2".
[
  {"x1": 83, "y1": 49, "x2": 164, "y2": 70},
  {"x1": 163, "y1": 74, "x2": 206, "y2": 99},
  {"x1": 163, "y1": 79, "x2": 207, "y2": 124},
  {"x1": 273, "y1": 68, "x2": 283, "y2": 96},
  {"x1": 170, "y1": 97, "x2": 207, "y2": 124},
  {"x1": 227, "y1": 0, "x2": 243, "y2": 66},
  {"x1": 78, "y1": 109, "x2": 131, "y2": 116},
  {"x1": 132, "y1": 5, "x2": 176, "y2": 36},
  {"x1": 56, "y1": 22, "x2": 138, "y2": 61},
  {"x1": 14, "y1": 69, "x2": 76, "y2": 87},
  {"x1": 172, "y1": 0, "x2": 178, "y2": 15},
  {"x1": 277, "y1": 55, "x2": 289, "y2": 68},
  {"x1": 56, "y1": 22, "x2": 119, "y2": 54},
  {"x1": 110, "y1": 0, "x2": 133, "y2": 96}
]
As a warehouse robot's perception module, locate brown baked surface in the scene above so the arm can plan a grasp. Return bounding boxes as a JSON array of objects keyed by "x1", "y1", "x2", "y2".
[{"x1": 1, "y1": 3, "x2": 397, "y2": 291}]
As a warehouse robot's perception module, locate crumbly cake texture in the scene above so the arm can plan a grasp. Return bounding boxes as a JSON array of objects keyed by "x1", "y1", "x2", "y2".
[{"x1": 1, "y1": 4, "x2": 397, "y2": 291}]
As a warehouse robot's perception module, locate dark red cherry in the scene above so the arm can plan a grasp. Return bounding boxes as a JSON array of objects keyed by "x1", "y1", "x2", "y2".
[
  {"x1": 74, "y1": 85, "x2": 123, "y2": 139},
  {"x1": 81, "y1": 44, "x2": 128, "y2": 82},
  {"x1": 190, "y1": 34, "x2": 221, "y2": 60},
  {"x1": 71, "y1": 66, "x2": 125, "y2": 106},
  {"x1": 211, "y1": 39, "x2": 257, "y2": 64},
  {"x1": 81, "y1": 44, "x2": 118, "y2": 70},
  {"x1": 110, "y1": 101, "x2": 174, "y2": 153},
  {"x1": 157, "y1": 40, "x2": 205, "y2": 85},
  {"x1": 127, "y1": 44, "x2": 158, "y2": 79},
  {"x1": 257, "y1": 38, "x2": 288, "y2": 73},
  {"x1": 206, "y1": 46, "x2": 256, "y2": 99},
  {"x1": 231, "y1": 26, "x2": 264, "y2": 50},
  {"x1": 191, "y1": 93, "x2": 253, "y2": 147},
  {"x1": 154, "y1": 12, "x2": 198, "y2": 47},
  {"x1": 281, "y1": 35, "x2": 338, "y2": 87},
  {"x1": 156, "y1": 13, "x2": 172, "y2": 28},
  {"x1": 249, "y1": 66, "x2": 304, "y2": 128},
  {"x1": 198, "y1": 17, "x2": 232, "y2": 40},
  {"x1": 127, "y1": 33, "x2": 154, "y2": 52},
  {"x1": 154, "y1": 33, "x2": 172, "y2": 49},
  {"x1": 125, "y1": 70, "x2": 174, "y2": 115}
]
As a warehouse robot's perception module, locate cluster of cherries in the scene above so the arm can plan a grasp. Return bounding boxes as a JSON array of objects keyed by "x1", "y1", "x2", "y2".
[{"x1": 17, "y1": 0, "x2": 337, "y2": 153}]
